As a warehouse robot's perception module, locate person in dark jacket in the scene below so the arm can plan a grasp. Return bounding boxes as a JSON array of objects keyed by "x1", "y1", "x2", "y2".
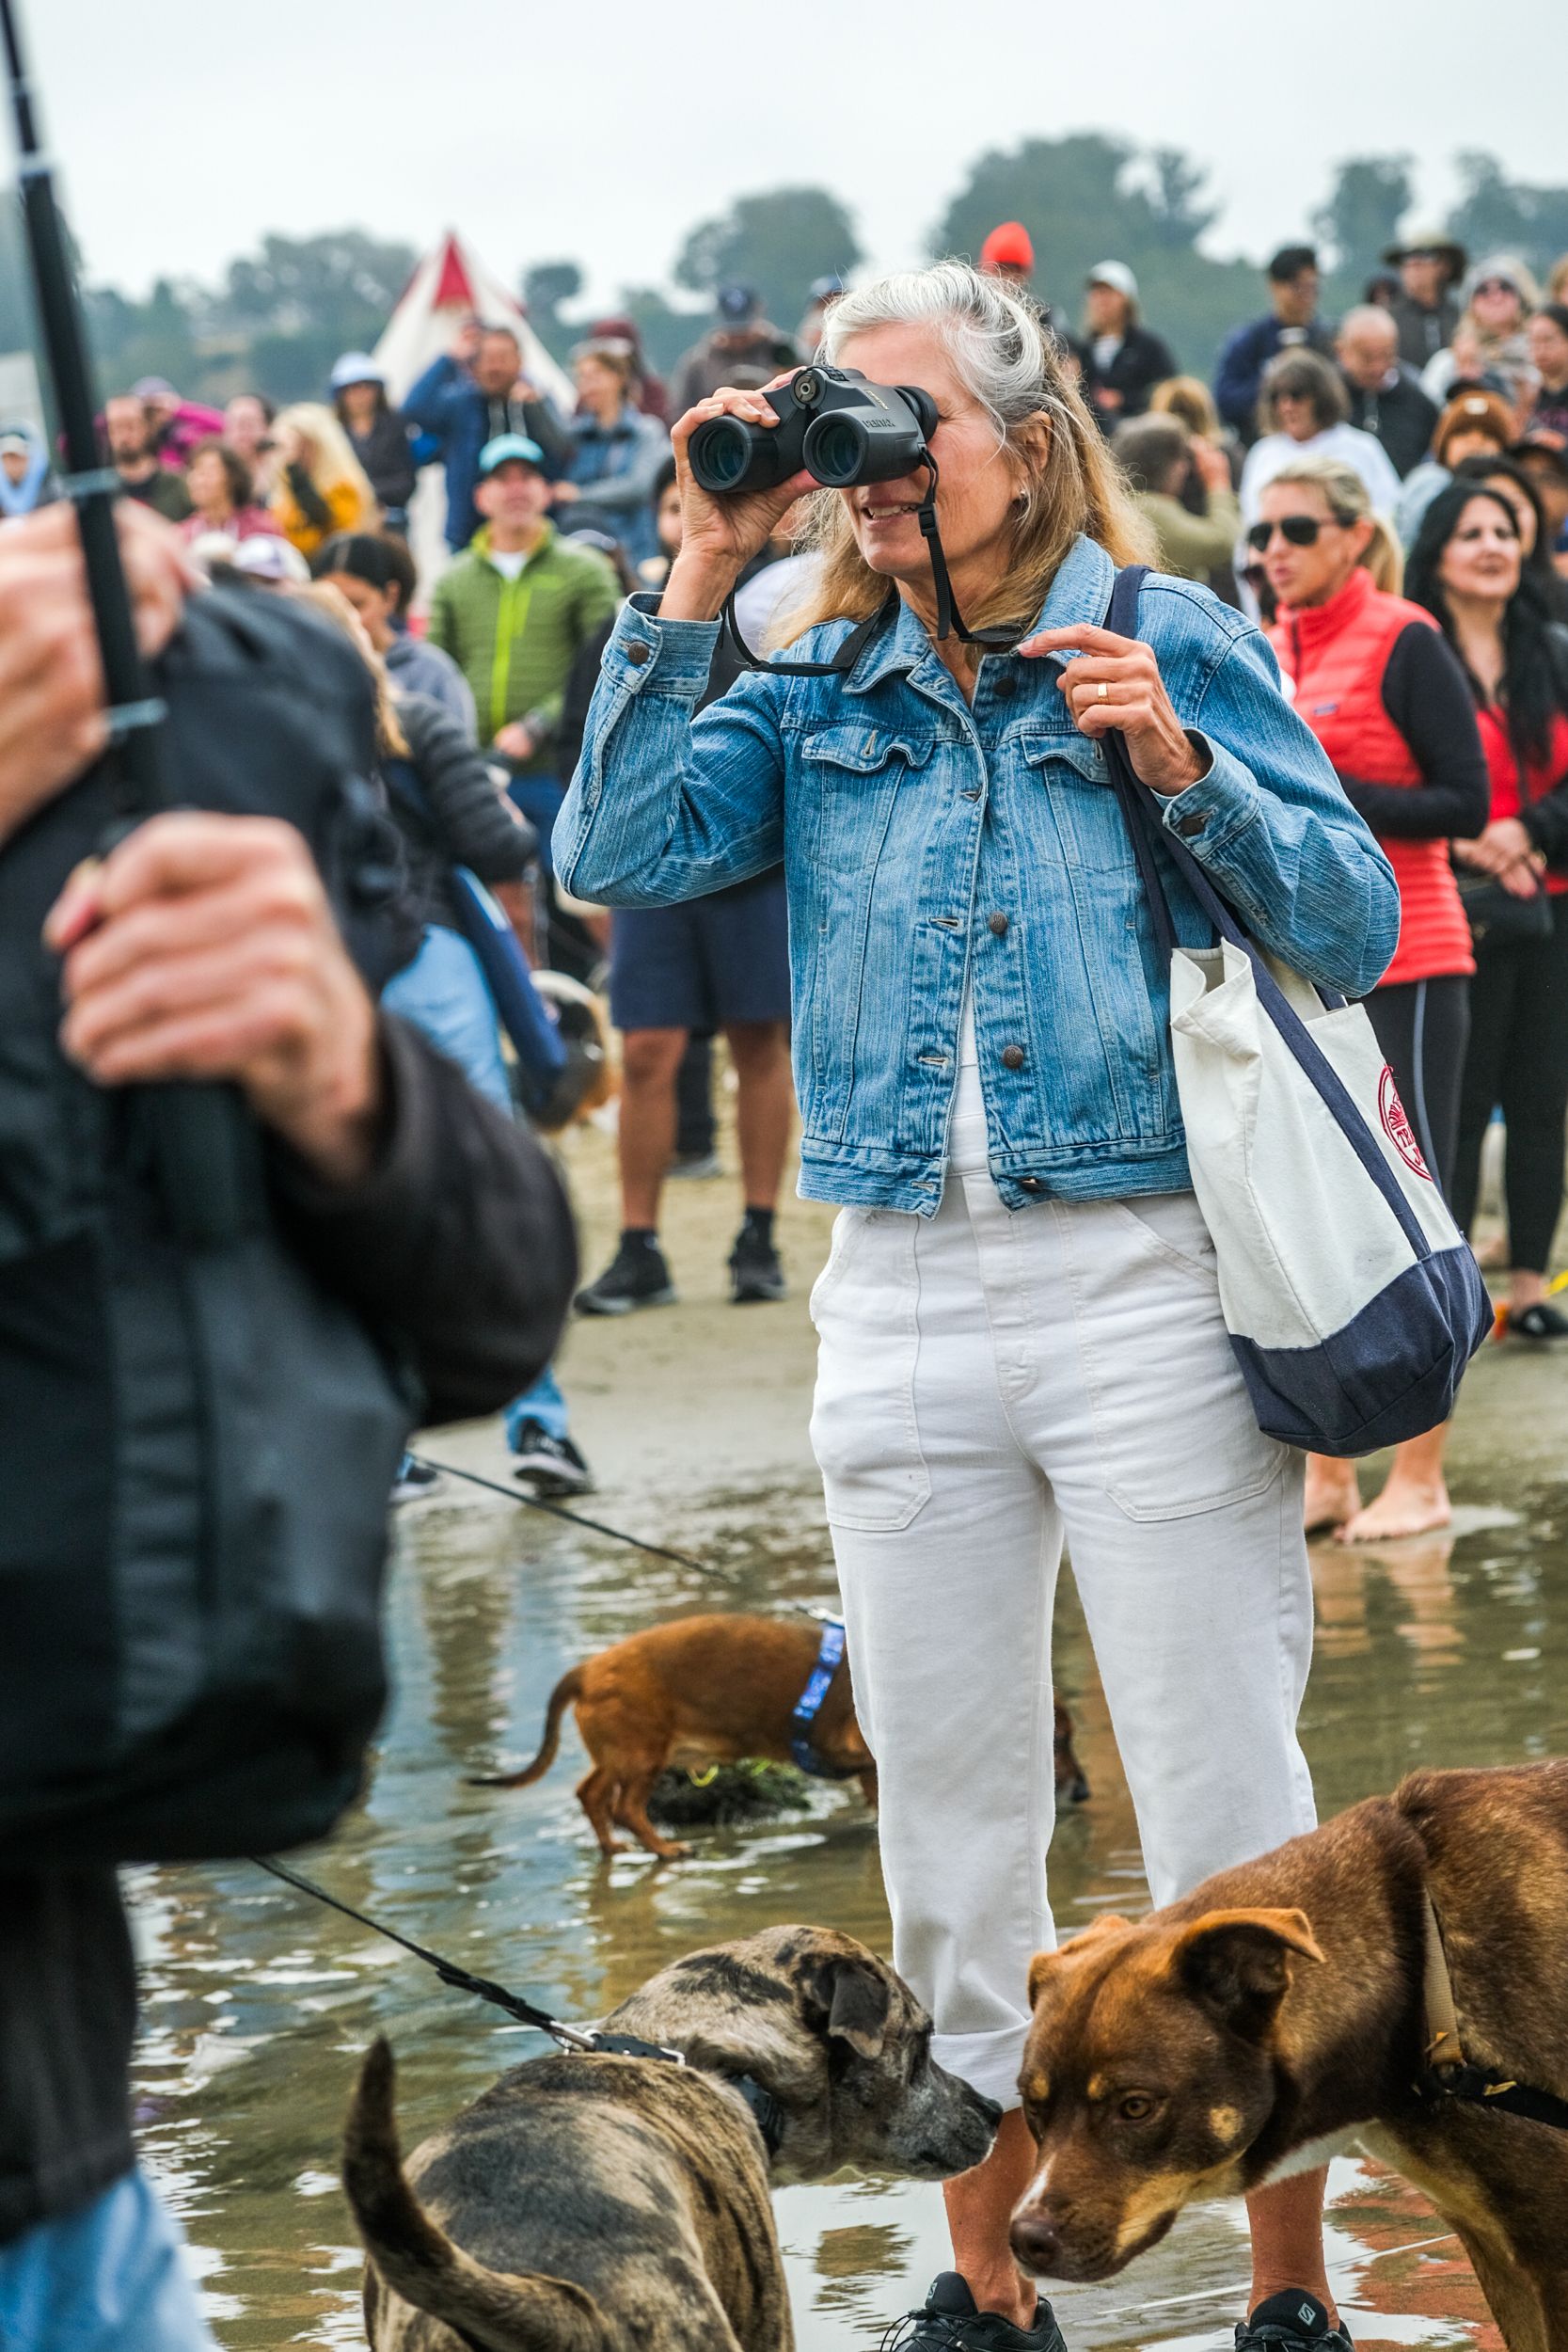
[
  {"x1": 1079, "y1": 261, "x2": 1176, "y2": 427},
  {"x1": 670, "y1": 284, "x2": 800, "y2": 408},
  {"x1": 331, "y1": 353, "x2": 418, "y2": 530},
  {"x1": 1213, "y1": 245, "x2": 1337, "y2": 443},
  {"x1": 1382, "y1": 230, "x2": 1466, "y2": 372},
  {"x1": 404, "y1": 320, "x2": 570, "y2": 550},
  {"x1": 1336, "y1": 305, "x2": 1440, "y2": 478},
  {"x1": 0, "y1": 499, "x2": 574, "y2": 2348}
]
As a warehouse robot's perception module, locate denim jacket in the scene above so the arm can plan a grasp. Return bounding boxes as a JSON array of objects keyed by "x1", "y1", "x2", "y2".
[{"x1": 556, "y1": 534, "x2": 1400, "y2": 1214}]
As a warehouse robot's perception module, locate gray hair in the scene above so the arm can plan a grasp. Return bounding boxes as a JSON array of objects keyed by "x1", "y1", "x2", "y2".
[
  {"x1": 1338, "y1": 305, "x2": 1398, "y2": 344},
  {"x1": 820, "y1": 261, "x2": 1074, "y2": 453}
]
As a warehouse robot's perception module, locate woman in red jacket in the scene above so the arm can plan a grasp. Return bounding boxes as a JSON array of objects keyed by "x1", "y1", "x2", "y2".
[{"x1": 1259, "y1": 454, "x2": 1490, "y2": 1540}]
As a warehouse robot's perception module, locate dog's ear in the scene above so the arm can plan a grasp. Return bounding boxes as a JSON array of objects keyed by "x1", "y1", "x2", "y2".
[
  {"x1": 1027, "y1": 1914, "x2": 1132, "y2": 2007},
  {"x1": 797, "y1": 1951, "x2": 893, "y2": 2059},
  {"x1": 1173, "y1": 1909, "x2": 1324, "y2": 2041}
]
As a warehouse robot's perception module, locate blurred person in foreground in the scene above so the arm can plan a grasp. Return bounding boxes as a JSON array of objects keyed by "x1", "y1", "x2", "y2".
[
  {"x1": 1238, "y1": 349, "x2": 1402, "y2": 537},
  {"x1": 269, "y1": 403, "x2": 377, "y2": 556},
  {"x1": 1113, "y1": 412, "x2": 1239, "y2": 590},
  {"x1": 0, "y1": 418, "x2": 55, "y2": 516},
  {"x1": 103, "y1": 393, "x2": 191, "y2": 522},
  {"x1": 330, "y1": 354, "x2": 418, "y2": 533},
  {"x1": 1335, "y1": 304, "x2": 1439, "y2": 479},
  {"x1": 1421, "y1": 254, "x2": 1540, "y2": 409},
  {"x1": 313, "y1": 530, "x2": 476, "y2": 735},
  {"x1": 1382, "y1": 229, "x2": 1466, "y2": 370},
  {"x1": 404, "y1": 318, "x2": 571, "y2": 553},
  {"x1": 1395, "y1": 387, "x2": 1518, "y2": 549},
  {"x1": 1408, "y1": 481, "x2": 1568, "y2": 1338},
  {"x1": 1213, "y1": 245, "x2": 1336, "y2": 444},
  {"x1": 0, "y1": 499, "x2": 574, "y2": 2349},
  {"x1": 1257, "y1": 454, "x2": 1487, "y2": 1540},
  {"x1": 671, "y1": 283, "x2": 799, "y2": 409},
  {"x1": 555, "y1": 338, "x2": 671, "y2": 569},
  {"x1": 1079, "y1": 261, "x2": 1175, "y2": 427},
  {"x1": 176, "y1": 435, "x2": 281, "y2": 547}
]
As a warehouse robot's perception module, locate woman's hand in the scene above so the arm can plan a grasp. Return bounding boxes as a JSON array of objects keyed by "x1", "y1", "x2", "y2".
[
  {"x1": 1019, "y1": 622, "x2": 1211, "y2": 796},
  {"x1": 1455, "y1": 817, "x2": 1544, "y2": 895},
  {"x1": 660, "y1": 378, "x2": 814, "y2": 623}
]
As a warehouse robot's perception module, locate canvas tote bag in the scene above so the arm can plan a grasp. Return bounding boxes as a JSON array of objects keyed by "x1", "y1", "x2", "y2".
[{"x1": 1099, "y1": 566, "x2": 1491, "y2": 1457}]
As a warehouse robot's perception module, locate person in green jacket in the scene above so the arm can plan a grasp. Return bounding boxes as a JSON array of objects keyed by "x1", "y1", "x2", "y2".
[
  {"x1": 427, "y1": 433, "x2": 620, "y2": 863},
  {"x1": 1113, "y1": 412, "x2": 1243, "y2": 594}
]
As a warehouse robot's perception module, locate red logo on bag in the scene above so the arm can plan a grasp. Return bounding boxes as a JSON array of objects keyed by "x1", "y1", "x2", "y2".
[{"x1": 1379, "y1": 1066, "x2": 1432, "y2": 1181}]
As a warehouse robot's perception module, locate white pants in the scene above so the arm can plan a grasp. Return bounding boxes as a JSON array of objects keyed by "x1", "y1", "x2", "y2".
[{"x1": 809, "y1": 1155, "x2": 1315, "y2": 2106}]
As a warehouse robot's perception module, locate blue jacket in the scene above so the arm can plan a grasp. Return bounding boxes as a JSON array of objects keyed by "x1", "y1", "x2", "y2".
[
  {"x1": 403, "y1": 356, "x2": 567, "y2": 548},
  {"x1": 1212, "y1": 314, "x2": 1337, "y2": 436},
  {"x1": 563, "y1": 404, "x2": 672, "y2": 567},
  {"x1": 556, "y1": 535, "x2": 1399, "y2": 1215}
]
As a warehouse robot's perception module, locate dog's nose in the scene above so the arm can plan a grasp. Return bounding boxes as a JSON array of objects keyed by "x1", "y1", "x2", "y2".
[
  {"x1": 1009, "y1": 2211, "x2": 1062, "y2": 2273},
  {"x1": 975, "y1": 2091, "x2": 1005, "y2": 2126}
]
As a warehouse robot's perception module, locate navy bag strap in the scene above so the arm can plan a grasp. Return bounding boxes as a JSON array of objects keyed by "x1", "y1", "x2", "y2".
[{"x1": 1097, "y1": 565, "x2": 1434, "y2": 1268}]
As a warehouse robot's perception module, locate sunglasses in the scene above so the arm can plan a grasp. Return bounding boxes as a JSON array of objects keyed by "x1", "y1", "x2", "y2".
[
  {"x1": 1247, "y1": 516, "x2": 1336, "y2": 551},
  {"x1": 1473, "y1": 279, "x2": 1517, "y2": 297}
]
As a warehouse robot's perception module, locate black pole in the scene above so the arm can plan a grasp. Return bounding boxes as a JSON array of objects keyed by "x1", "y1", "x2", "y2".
[{"x1": 1, "y1": 0, "x2": 259, "y2": 1245}]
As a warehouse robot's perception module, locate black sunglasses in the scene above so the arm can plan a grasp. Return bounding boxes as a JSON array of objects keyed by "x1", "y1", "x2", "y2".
[{"x1": 1247, "y1": 515, "x2": 1336, "y2": 551}]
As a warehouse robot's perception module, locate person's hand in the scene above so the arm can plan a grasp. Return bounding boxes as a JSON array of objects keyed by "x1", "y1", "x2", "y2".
[
  {"x1": 44, "y1": 812, "x2": 383, "y2": 1187},
  {"x1": 451, "y1": 318, "x2": 483, "y2": 366},
  {"x1": 1458, "y1": 816, "x2": 1536, "y2": 879},
  {"x1": 1094, "y1": 386, "x2": 1124, "y2": 414},
  {"x1": 660, "y1": 377, "x2": 814, "y2": 623},
  {"x1": 0, "y1": 501, "x2": 194, "y2": 850},
  {"x1": 549, "y1": 480, "x2": 580, "y2": 504},
  {"x1": 1191, "y1": 437, "x2": 1233, "y2": 494},
  {"x1": 274, "y1": 424, "x2": 305, "y2": 469},
  {"x1": 510, "y1": 374, "x2": 539, "y2": 405},
  {"x1": 493, "y1": 719, "x2": 538, "y2": 761},
  {"x1": 1018, "y1": 622, "x2": 1212, "y2": 796}
]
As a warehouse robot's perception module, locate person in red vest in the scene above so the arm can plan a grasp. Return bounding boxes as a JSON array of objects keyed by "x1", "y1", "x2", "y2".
[{"x1": 1258, "y1": 452, "x2": 1489, "y2": 1541}]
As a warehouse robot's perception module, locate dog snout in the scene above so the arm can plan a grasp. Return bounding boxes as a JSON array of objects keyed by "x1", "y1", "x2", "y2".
[
  {"x1": 975, "y1": 2090, "x2": 1005, "y2": 2128},
  {"x1": 1009, "y1": 2208, "x2": 1062, "y2": 2274}
]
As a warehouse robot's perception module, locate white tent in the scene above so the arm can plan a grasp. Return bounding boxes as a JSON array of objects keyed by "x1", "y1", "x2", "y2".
[{"x1": 373, "y1": 232, "x2": 575, "y2": 603}]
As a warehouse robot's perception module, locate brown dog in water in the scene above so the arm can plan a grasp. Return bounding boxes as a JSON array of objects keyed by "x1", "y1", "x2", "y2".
[
  {"x1": 469, "y1": 1613, "x2": 1089, "y2": 1860},
  {"x1": 343, "y1": 1923, "x2": 1001, "y2": 2351},
  {"x1": 1009, "y1": 1761, "x2": 1568, "y2": 2352}
]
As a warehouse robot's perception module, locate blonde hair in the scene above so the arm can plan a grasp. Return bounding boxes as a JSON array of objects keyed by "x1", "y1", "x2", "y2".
[
  {"x1": 272, "y1": 402, "x2": 377, "y2": 527},
  {"x1": 1265, "y1": 453, "x2": 1403, "y2": 595},
  {"x1": 1148, "y1": 375, "x2": 1221, "y2": 439},
  {"x1": 780, "y1": 262, "x2": 1155, "y2": 647},
  {"x1": 288, "y1": 580, "x2": 409, "y2": 755}
]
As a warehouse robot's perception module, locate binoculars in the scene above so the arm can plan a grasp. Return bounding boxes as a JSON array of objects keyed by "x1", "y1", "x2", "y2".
[{"x1": 688, "y1": 366, "x2": 938, "y2": 496}]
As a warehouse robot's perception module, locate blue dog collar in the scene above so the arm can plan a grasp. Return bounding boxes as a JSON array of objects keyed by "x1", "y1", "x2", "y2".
[{"x1": 790, "y1": 1619, "x2": 860, "y2": 1779}]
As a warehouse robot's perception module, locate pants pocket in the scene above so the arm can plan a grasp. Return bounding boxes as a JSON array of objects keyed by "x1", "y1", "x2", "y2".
[{"x1": 810, "y1": 1212, "x2": 932, "y2": 1533}]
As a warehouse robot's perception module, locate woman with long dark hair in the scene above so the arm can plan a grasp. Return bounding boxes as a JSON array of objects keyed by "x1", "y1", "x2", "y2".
[{"x1": 1407, "y1": 481, "x2": 1568, "y2": 1335}]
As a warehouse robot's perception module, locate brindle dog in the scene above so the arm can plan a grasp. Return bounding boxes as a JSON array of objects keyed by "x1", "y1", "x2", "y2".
[{"x1": 345, "y1": 1923, "x2": 1001, "y2": 2352}]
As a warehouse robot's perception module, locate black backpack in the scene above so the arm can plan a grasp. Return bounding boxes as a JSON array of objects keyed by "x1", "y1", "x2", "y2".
[{"x1": 0, "y1": 591, "x2": 421, "y2": 1864}]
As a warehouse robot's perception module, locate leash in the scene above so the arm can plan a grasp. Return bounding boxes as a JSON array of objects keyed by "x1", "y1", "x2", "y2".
[
  {"x1": 1416, "y1": 1884, "x2": 1568, "y2": 2131},
  {"x1": 789, "y1": 1617, "x2": 863, "y2": 1781},
  {"x1": 249, "y1": 1856, "x2": 786, "y2": 2154},
  {"x1": 406, "y1": 1454, "x2": 736, "y2": 1582}
]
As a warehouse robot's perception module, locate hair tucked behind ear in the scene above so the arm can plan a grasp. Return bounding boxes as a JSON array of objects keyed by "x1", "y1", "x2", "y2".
[
  {"x1": 778, "y1": 262, "x2": 1155, "y2": 647},
  {"x1": 1265, "y1": 453, "x2": 1403, "y2": 594}
]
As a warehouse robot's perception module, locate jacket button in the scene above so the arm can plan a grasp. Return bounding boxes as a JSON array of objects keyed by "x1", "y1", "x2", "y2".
[
  {"x1": 989, "y1": 911, "x2": 1008, "y2": 936},
  {"x1": 1020, "y1": 1177, "x2": 1043, "y2": 1190},
  {"x1": 626, "y1": 642, "x2": 652, "y2": 666},
  {"x1": 992, "y1": 675, "x2": 1017, "y2": 698},
  {"x1": 1001, "y1": 1043, "x2": 1025, "y2": 1071},
  {"x1": 1176, "y1": 811, "x2": 1208, "y2": 836}
]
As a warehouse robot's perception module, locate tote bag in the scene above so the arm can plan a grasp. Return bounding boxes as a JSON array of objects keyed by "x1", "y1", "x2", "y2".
[{"x1": 1101, "y1": 565, "x2": 1491, "y2": 1456}]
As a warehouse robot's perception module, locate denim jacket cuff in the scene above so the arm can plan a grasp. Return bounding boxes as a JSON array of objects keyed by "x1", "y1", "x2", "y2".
[
  {"x1": 600, "y1": 593, "x2": 722, "y2": 698},
  {"x1": 1158, "y1": 733, "x2": 1261, "y2": 852}
]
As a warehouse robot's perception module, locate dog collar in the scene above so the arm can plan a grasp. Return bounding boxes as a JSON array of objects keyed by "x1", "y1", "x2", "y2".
[
  {"x1": 790, "y1": 1619, "x2": 862, "y2": 1780},
  {"x1": 1415, "y1": 1885, "x2": 1568, "y2": 2132},
  {"x1": 584, "y1": 2033, "x2": 785, "y2": 2158}
]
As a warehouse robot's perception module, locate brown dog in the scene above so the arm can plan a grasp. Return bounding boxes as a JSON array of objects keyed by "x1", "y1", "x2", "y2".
[
  {"x1": 1009, "y1": 1762, "x2": 1568, "y2": 2351},
  {"x1": 470, "y1": 1613, "x2": 1088, "y2": 1860},
  {"x1": 343, "y1": 1923, "x2": 1001, "y2": 2350}
]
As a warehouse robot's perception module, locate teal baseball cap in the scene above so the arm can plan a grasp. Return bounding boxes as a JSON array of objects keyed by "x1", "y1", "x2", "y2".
[{"x1": 478, "y1": 432, "x2": 545, "y2": 476}]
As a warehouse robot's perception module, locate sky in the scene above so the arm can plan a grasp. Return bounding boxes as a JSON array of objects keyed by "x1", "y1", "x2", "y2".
[{"x1": 24, "y1": 0, "x2": 1568, "y2": 315}]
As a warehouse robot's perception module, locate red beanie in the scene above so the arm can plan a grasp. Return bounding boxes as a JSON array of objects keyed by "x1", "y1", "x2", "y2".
[{"x1": 980, "y1": 221, "x2": 1034, "y2": 274}]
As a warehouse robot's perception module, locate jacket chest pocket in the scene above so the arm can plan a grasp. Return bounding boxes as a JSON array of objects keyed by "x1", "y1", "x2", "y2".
[
  {"x1": 1017, "y1": 731, "x2": 1126, "y2": 871},
  {"x1": 801, "y1": 726, "x2": 938, "y2": 872}
]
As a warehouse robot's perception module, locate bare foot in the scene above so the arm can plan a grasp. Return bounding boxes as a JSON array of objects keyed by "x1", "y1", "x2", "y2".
[
  {"x1": 1304, "y1": 1456, "x2": 1361, "y2": 1533},
  {"x1": 1336, "y1": 1478, "x2": 1451, "y2": 1544}
]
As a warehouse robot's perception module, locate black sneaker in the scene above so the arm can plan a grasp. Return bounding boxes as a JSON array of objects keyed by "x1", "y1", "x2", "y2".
[
  {"x1": 510, "y1": 1421, "x2": 593, "y2": 1498},
  {"x1": 729, "y1": 1223, "x2": 787, "y2": 1304},
  {"x1": 1235, "y1": 2292, "x2": 1354, "y2": 2352},
  {"x1": 391, "y1": 1455, "x2": 443, "y2": 1504},
  {"x1": 575, "y1": 1235, "x2": 676, "y2": 1316},
  {"x1": 883, "y1": 2274, "x2": 1066, "y2": 2352}
]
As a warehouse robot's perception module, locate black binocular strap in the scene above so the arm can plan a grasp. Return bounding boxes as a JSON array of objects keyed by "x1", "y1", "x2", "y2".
[{"x1": 721, "y1": 582, "x2": 897, "y2": 678}]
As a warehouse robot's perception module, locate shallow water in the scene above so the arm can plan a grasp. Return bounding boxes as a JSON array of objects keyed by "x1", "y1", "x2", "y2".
[{"x1": 124, "y1": 1431, "x2": 1567, "y2": 2350}]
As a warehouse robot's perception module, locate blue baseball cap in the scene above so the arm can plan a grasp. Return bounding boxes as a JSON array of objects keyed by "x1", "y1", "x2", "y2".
[{"x1": 478, "y1": 432, "x2": 545, "y2": 476}]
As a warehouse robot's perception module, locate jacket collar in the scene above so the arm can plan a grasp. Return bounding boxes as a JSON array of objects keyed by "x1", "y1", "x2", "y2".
[
  {"x1": 1282, "y1": 563, "x2": 1376, "y2": 652},
  {"x1": 843, "y1": 534, "x2": 1115, "y2": 696},
  {"x1": 469, "y1": 519, "x2": 557, "y2": 571}
]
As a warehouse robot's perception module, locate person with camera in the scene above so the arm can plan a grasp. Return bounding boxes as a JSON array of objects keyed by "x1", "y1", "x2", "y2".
[
  {"x1": 554, "y1": 262, "x2": 1399, "y2": 2352},
  {"x1": 0, "y1": 500, "x2": 577, "y2": 2346}
]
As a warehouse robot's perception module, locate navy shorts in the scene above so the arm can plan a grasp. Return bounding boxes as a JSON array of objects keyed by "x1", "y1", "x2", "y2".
[{"x1": 610, "y1": 869, "x2": 790, "y2": 1032}]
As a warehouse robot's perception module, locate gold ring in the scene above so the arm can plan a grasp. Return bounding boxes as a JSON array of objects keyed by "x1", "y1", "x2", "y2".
[{"x1": 1097, "y1": 681, "x2": 1108, "y2": 701}]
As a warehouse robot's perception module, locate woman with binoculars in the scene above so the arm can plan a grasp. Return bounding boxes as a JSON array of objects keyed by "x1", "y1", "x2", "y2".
[{"x1": 555, "y1": 262, "x2": 1398, "y2": 2352}]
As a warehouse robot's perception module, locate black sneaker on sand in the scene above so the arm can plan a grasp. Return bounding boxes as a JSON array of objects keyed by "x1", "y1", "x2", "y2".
[
  {"x1": 882, "y1": 2272, "x2": 1067, "y2": 2352},
  {"x1": 575, "y1": 1234, "x2": 676, "y2": 1316},
  {"x1": 510, "y1": 1421, "x2": 593, "y2": 1498},
  {"x1": 1235, "y1": 2292, "x2": 1354, "y2": 2352},
  {"x1": 729, "y1": 1222, "x2": 787, "y2": 1304}
]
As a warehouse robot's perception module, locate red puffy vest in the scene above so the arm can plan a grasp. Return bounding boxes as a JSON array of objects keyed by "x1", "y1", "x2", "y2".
[{"x1": 1270, "y1": 566, "x2": 1473, "y2": 985}]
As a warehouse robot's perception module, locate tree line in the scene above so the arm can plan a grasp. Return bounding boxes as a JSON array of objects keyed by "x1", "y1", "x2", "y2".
[{"x1": 0, "y1": 137, "x2": 1564, "y2": 412}]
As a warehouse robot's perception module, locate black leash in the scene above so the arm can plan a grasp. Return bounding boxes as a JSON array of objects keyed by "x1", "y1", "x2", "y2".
[
  {"x1": 249, "y1": 1855, "x2": 786, "y2": 2153},
  {"x1": 1414, "y1": 1883, "x2": 1568, "y2": 2133},
  {"x1": 406, "y1": 1454, "x2": 735, "y2": 1582}
]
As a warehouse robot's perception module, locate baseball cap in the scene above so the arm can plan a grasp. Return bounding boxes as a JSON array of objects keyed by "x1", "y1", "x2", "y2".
[
  {"x1": 0, "y1": 431, "x2": 28, "y2": 457},
  {"x1": 980, "y1": 222, "x2": 1034, "y2": 274},
  {"x1": 1086, "y1": 260, "x2": 1138, "y2": 302},
  {"x1": 329, "y1": 351, "x2": 384, "y2": 391},
  {"x1": 478, "y1": 432, "x2": 545, "y2": 476},
  {"x1": 232, "y1": 535, "x2": 311, "y2": 584},
  {"x1": 716, "y1": 283, "x2": 759, "y2": 323},
  {"x1": 130, "y1": 375, "x2": 178, "y2": 401}
]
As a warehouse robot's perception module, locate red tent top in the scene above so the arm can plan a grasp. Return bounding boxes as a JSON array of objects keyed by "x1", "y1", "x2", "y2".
[{"x1": 432, "y1": 234, "x2": 476, "y2": 311}]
